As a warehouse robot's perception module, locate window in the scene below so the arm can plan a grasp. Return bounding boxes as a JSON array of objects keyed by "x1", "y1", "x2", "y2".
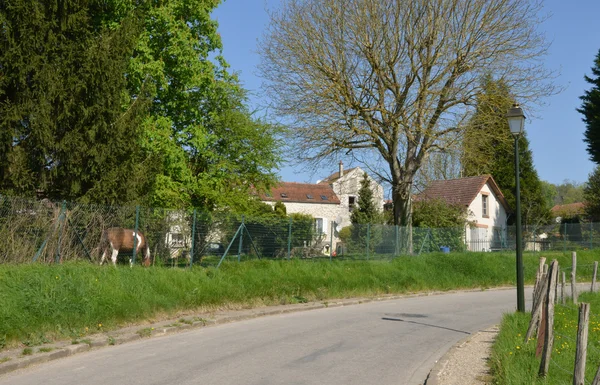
[
  {"x1": 170, "y1": 233, "x2": 184, "y2": 247},
  {"x1": 280, "y1": 193, "x2": 288, "y2": 198},
  {"x1": 320, "y1": 195, "x2": 328, "y2": 201},
  {"x1": 349, "y1": 196, "x2": 356, "y2": 211},
  {"x1": 306, "y1": 194, "x2": 314, "y2": 199},
  {"x1": 482, "y1": 194, "x2": 489, "y2": 217},
  {"x1": 314, "y1": 218, "x2": 324, "y2": 235}
]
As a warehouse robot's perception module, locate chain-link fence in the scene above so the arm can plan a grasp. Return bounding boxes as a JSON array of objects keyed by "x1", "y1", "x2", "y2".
[{"x1": 0, "y1": 195, "x2": 596, "y2": 266}]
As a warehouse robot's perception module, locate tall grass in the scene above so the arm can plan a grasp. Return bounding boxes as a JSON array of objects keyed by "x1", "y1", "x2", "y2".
[
  {"x1": 491, "y1": 291, "x2": 600, "y2": 384},
  {"x1": 0, "y1": 250, "x2": 596, "y2": 351}
]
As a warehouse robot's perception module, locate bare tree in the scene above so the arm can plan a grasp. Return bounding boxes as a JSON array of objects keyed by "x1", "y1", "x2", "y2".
[{"x1": 258, "y1": 0, "x2": 556, "y2": 235}]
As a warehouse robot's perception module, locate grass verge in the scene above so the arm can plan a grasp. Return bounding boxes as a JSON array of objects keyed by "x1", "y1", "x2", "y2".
[
  {"x1": 491, "y1": 291, "x2": 600, "y2": 384},
  {"x1": 0, "y1": 250, "x2": 598, "y2": 352}
]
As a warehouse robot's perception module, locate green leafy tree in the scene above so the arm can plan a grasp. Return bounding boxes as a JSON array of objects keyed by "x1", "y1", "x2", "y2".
[
  {"x1": 1, "y1": 1, "x2": 282, "y2": 209},
  {"x1": 540, "y1": 181, "x2": 558, "y2": 209},
  {"x1": 579, "y1": 49, "x2": 600, "y2": 164},
  {"x1": 462, "y1": 76, "x2": 549, "y2": 226},
  {"x1": 273, "y1": 201, "x2": 287, "y2": 217},
  {"x1": 554, "y1": 180, "x2": 585, "y2": 205},
  {"x1": 129, "y1": 0, "x2": 282, "y2": 209},
  {"x1": 411, "y1": 198, "x2": 468, "y2": 252},
  {"x1": 412, "y1": 199, "x2": 468, "y2": 228}
]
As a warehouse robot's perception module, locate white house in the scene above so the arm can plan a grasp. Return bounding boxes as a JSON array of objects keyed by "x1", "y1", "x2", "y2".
[
  {"x1": 416, "y1": 175, "x2": 511, "y2": 251},
  {"x1": 258, "y1": 162, "x2": 385, "y2": 254},
  {"x1": 318, "y1": 161, "x2": 385, "y2": 229}
]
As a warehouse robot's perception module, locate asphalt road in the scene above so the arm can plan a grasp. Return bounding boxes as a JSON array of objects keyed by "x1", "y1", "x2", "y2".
[{"x1": 0, "y1": 288, "x2": 529, "y2": 385}]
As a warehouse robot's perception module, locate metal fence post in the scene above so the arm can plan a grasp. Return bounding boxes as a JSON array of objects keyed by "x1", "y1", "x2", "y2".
[
  {"x1": 237, "y1": 215, "x2": 244, "y2": 262},
  {"x1": 329, "y1": 222, "x2": 334, "y2": 262},
  {"x1": 132, "y1": 205, "x2": 140, "y2": 265},
  {"x1": 590, "y1": 222, "x2": 593, "y2": 250},
  {"x1": 564, "y1": 222, "x2": 567, "y2": 253},
  {"x1": 55, "y1": 201, "x2": 67, "y2": 264},
  {"x1": 189, "y1": 209, "x2": 197, "y2": 267},
  {"x1": 287, "y1": 217, "x2": 292, "y2": 260},
  {"x1": 366, "y1": 224, "x2": 370, "y2": 260},
  {"x1": 395, "y1": 225, "x2": 399, "y2": 256}
]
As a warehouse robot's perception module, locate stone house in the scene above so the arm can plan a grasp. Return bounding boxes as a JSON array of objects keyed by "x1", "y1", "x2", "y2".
[
  {"x1": 259, "y1": 162, "x2": 384, "y2": 254},
  {"x1": 318, "y1": 161, "x2": 385, "y2": 229},
  {"x1": 416, "y1": 175, "x2": 511, "y2": 251}
]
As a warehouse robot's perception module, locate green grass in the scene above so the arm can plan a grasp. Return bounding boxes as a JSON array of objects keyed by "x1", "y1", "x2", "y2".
[
  {"x1": 0, "y1": 250, "x2": 598, "y2": 351},
  {"x1": 491, "y1": 291, "x2": 600, "y2": 384}
]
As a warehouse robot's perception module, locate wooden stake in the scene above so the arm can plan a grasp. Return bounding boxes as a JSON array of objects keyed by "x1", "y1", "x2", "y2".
[
  {"x1": 592, "y1": 261, "x2": 598, "y2": 293},
  {"x1": 539, "y1": 260, "x2": 559, "y2": 377},
  {"x1": 526, "y1": 271, "x2": 548, "y2": 343},
  {"x1": 562, "y1": 271, "x2": 566, "y2": 305},
  {"x1": 574, "y1": 303, "x2": 590, "y2": 385},
  {"x1": 572, "y1": 251, "x2": 578, "y2": 305}
]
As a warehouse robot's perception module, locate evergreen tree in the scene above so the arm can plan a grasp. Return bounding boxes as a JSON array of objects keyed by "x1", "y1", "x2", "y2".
[
  {"x1": 0, "y1": 1, "x2": 150, "y2": 203},
  {"x1": 350, "y1": 173, "x2": 380, "y2": 225},
  {"x1": 584, "y1": 166, "x2": 600, "y2": 221},
  {"x1": 350, "y1": 173, "x2": 382, "y2": 253},
  {"x1": 0, "y1": 1, "x2": 282, "y2": 209},
  {"x1": 579, "y1": 49, "x2": 600, "y2": 164},
  {"x1": 462, "y1": 76, "x2": 549, "y2": 226}
]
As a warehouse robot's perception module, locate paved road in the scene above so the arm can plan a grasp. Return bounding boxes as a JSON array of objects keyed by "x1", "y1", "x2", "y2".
[{"x1": 0, "y1": 289, "x2": 529, "y2": 385}]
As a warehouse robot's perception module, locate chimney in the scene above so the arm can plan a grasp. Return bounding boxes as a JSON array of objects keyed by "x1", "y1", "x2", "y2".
[{"x1": 339, "y1": 161, "x2": 344, "y2": 178}]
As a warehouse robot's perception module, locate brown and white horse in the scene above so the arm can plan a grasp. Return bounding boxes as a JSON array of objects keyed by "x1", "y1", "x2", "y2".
[{"x1": 99, "y1": 227, "x2": 151, "y2": 267}]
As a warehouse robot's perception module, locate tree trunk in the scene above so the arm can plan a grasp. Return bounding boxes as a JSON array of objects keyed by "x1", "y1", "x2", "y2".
[{"x1": 392, "y1": 179, "x2": 414, "y2": 254}]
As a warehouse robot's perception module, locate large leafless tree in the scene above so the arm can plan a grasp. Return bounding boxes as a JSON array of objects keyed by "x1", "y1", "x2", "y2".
[{"x1": 258, "y1": 0, "x2": 556, "y2": 230}]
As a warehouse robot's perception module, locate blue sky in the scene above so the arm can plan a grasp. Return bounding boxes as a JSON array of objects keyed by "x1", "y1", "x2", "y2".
[{"x1": 213, "y1": 0, "x2": 600, "y2": 188}]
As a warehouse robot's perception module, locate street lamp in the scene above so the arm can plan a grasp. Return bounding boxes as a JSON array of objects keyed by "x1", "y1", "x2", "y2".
[{"x1": 507, "y1": 103, "x2": 526, "y2": 313}]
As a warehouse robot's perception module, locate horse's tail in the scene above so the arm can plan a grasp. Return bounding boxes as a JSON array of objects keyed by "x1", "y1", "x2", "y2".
[
  {"x1": 143, "y1": 233, "x2": 151, "y2": 267},
  {"x1": 99, "y1": 229, "x2": 110, "y2": 265}
]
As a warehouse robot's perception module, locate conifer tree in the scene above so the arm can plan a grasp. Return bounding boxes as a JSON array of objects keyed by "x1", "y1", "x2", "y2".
[
  {"x1": 462, "y1": 76, "x2": 548, "y2": 226},
  {"x1": 350, "y1": 173, "x2": 382, "y2": 253},
  {"x1": 0, "y1": 1, "x2": 282, "y2": 208},
  {"x1": 584, "y1": 166, "x2": 600, "y2": 221},
  {"x1": 350, "y1": 173, "x2": 379, "y2": 225},
  {"x1": 579, "y1": 49, "x2": 600, "y2": 164}
]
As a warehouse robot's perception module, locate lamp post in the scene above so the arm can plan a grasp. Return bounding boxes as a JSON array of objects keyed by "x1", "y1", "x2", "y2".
[{"x1": 507, "y1": 104, "x2": 526, "y2": 313}]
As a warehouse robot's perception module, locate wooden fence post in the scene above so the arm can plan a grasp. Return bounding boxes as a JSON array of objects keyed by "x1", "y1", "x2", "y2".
[
  {"x1": 562, "y1": 271, "x2": 566, "y2": 305},
  {"x1": 592, "y1": 261, "x2": 598, "y2": 293},
  {"x1": 572, "y1": 251, "x2": 579, "y2": 305},
  {"x1": 534, "y1": 257, "x2": 546, "y2": 303},
  {"x1": 525, "y1": 270, "x2": 548, "y2": 343},
  {"x1": 574, "y1": 302, "x2": 591, "y2": 385},
  {"x1": 539, "y1": 260, "x2": 559, "y2": 377}
]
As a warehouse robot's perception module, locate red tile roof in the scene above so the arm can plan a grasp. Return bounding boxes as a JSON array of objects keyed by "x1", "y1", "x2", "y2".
[
  {"x1": 319, "y1": 167, "x2": 359, "y2": 184},
  {"x1": 259, "y1": 182, "x2": 340, "y2": 204},
  {"x1": 551, "y1": 202, "x2": 585, "y2": 216},
  {"x1": 415, "y1": 175, "x2": 511, "y2": 212}
]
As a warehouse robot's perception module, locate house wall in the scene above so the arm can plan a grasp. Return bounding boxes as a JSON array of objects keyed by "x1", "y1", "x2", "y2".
[
  {"x1": 263, "y1": 201, "x2": 342, "y2": 254},
  {"x1": 330, "y1": 168, "x2": 385, "y2": 229},
  {"x1": 465, "y1": 182, "x2": 508, "y2": 251}
]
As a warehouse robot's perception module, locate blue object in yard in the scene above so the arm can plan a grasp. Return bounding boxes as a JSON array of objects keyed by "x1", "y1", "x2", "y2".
[{"x1": 440, "y1": 246, "x2": 450, "y2": 253}]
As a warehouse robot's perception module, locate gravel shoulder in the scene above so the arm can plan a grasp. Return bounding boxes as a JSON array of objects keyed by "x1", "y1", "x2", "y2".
[{"x1": 426, "y1": 325, "x2": 499, "y2": 385}]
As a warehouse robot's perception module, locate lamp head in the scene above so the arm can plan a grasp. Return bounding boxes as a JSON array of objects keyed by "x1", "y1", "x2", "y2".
[{"x1": 506, "y1": 103, "x2": 526, "y2": 136}]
